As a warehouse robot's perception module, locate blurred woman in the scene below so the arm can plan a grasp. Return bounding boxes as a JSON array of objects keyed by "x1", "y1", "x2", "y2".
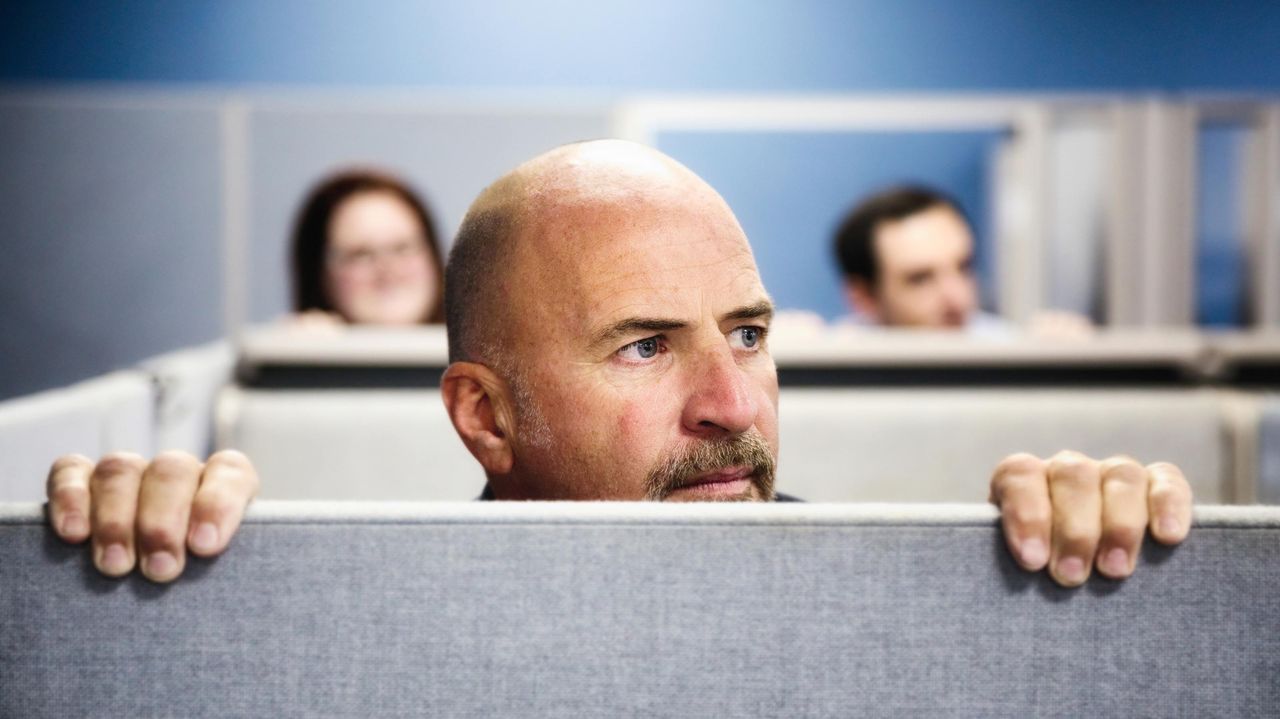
[{"x1": 290, "y1": 169, "x2": 445, "y2": 325}]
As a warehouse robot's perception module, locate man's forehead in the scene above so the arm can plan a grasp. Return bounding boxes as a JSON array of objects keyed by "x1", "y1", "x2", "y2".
[
  {"x1": 510, "y1": 186, "x2": 765, "y2": 339},
  {"x1": 877, "y1": 207, "x2": 974, "y2": 267}
]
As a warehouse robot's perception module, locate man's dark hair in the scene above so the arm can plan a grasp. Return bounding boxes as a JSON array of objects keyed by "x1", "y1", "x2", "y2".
[
  {"x1": 444, "y1": 184, "x2": 520, "y2": 365},
  {"x1": 289, "y1": 169, "x2": 445, "y2": 323},
  {"x1": 833, "y1": 185, "x2": 969, "y2": 286}
]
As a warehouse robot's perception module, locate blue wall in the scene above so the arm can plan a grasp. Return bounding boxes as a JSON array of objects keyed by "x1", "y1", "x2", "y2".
[
  {"x1": 1197, "y1": 124, "x2": 1249, "y2": 327},
  {"x1": 3, "y1": 1, "x2": 1280, "y2": 91},
  {"x1": 659, "y1": 131, "x2": 1003, "y2": 318}
]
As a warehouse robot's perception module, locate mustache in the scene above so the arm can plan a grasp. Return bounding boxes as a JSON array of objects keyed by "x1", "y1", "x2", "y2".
[{"x1": 644, "y1": 431, "x2": 776, "y2": 502}]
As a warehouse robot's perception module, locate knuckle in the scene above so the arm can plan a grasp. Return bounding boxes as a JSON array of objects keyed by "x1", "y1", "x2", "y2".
[
  {"x1": 95, "y1": 452, "x2": 146, "y2": 477},
  {"x1": 1100, "y1": 458, "x2": 1146, "y2": 488},
  {"x1": 49, "y1": 483, "x2": 88, "y2": 507},
  {"x1": 1049, "y1": 449, "x2": 1088, "y2": 464},
  {"x1": 1008, "y1": 503, "x2": 1051, "y2": 529},
  {"x1": 46, "y1": 454, "x2": 93, "y2": 496},
  {"x1": 208, "y1": 449, "x2": 251, "y2": 472},
  {"x1": 1102, "y1": 524, "x2": 1145, "y2": 551},
  {"x1": 207, "y1": 449, "x2": 260, "y2": 495},
  {"x1": 1146, "y1": 461, "x2": 1182, "y2": 476},
  {"x1": 135, "y1": 521, "x2": 183, "y2": 550},
  {"x1": 49, "y1": 453, "x2": 93, "y2": 477},
  {"x1": 1148, "y1": 480, "x2": 1182, "y2": 505},
  {"x1": 1100, "y1": 454, "x2": 1142, "y2": 474},
  {"x1": 194, "y1": 487, "x2": 239, "y2": 520},
  {"x1": 996, "y1": 453, "x2": 1044, "y2": 477},
  {"x1": 146, "y1": 450, "x2": 201, "y2": 485},
  {"x1": 1055, "y1": 521, "x2": 1098, "y2": 550},
  {"x1": 94, "y1": 519, "x2": 133, "y2": 543},
  {"x1": 1049, "y1": 454, "x2": 1098, "y2": 489}
]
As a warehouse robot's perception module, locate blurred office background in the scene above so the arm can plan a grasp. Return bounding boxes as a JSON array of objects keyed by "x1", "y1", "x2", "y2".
[{"x1": 3, "y1": 1, "x2": 1279, "y2": 400}]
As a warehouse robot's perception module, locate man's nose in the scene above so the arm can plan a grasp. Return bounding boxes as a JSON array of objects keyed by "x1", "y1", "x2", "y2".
[
  {"x1": 680, "y1": 345, "x2": 758, "y2": 437},
  {"x1": 941, "y1": 273, "x2": 976, "y2": 312}
]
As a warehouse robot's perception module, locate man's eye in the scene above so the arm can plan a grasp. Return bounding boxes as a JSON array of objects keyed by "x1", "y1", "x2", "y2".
[
  {"x1": 618, "y1": 336, "x2": 662, "y2": 361},
  {"x1": 905, "y1": 271, "x2": 932, "y2": 287},
  {"x1": 730, "y1": 326, "x2": 766, "y2": 350}
]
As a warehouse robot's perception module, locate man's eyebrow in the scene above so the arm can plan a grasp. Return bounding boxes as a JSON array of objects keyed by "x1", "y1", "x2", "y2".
[
  {"x1": 720, "y1": 300, "x2": 775, "y2": 323},
  {"x1": 591, "y1": 317, "x2": 687, "y2": 347}
]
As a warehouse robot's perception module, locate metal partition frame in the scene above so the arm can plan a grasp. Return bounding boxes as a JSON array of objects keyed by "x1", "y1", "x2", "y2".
[
  {"x1": 1244, "y1": 105, "x2": 1280, "y2": 327},
  {"x1": 614, "y1": 93, "x2": 1278, "y2": 329}
]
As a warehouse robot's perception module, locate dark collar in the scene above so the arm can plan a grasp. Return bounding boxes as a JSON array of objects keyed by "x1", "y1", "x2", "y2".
[{"x1": 478, "y1": 484, "x2": 802, "y2": 502}]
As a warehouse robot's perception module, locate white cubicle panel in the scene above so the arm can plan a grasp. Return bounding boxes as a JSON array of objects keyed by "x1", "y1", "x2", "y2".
[
  {"x1": 215, "y1": 387, "x2": 484, "y2": 501},
  {"x1": 141, "y1": 340, "x2": 236, "y2": 456},
  {"x1": 0, "y1": 371, "x2": 154, "y2": 502},
  {"x1": 776, "y1": 388, "x2": 1234, "y2": 503},
  {"x1": 216, "y1": 385, "x2": 1240, "y2": 503}
]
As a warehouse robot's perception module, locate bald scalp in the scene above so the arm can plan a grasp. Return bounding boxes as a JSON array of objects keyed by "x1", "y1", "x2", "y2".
[{"x1": 444, "y1": 140, "x2": 721, "y2": 366}]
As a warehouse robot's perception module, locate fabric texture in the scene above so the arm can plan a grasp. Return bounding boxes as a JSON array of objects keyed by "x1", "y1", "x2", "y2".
[
  {"x1": 2, "y1": 503, "x2": 1277, "y2": 718},
  {"x1": 1260, "y1": 396, "x2": 1280, "y2": 503}
]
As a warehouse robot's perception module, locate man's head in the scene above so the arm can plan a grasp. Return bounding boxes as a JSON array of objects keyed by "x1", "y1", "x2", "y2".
[
  {"x1": 833, "y1": 186, "x2": 978, "y2": 328},
  {"x1": 443, "y1": 140, "x2": 779, "y2": 502}
]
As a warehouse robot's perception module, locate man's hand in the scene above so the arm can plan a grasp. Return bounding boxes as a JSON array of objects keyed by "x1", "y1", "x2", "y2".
[
  {"x1": 990, "y1": 452, "x2": 1192, "y2": 587},
  {"x1": 46, "y1": 450, "x2": 259, "y2": 583}
]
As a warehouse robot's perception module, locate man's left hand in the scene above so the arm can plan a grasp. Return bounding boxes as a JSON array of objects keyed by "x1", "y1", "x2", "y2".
[{"x1": 990, "y1": 452, "x2": 1192, "y2": 587}]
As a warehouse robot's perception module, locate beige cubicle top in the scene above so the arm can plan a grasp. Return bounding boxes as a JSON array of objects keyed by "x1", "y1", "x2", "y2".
[
  {"x1": 233, "y1": 324, "x2": 1280, "y2": 386},
  {"x1": 238, "y1": 325, "x2": 451, "y2": 365},
  {"x1": 766, "y1": 327, "x2": 1209, "y2": 368}
]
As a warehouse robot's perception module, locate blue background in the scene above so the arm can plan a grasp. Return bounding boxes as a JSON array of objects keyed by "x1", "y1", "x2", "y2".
[{"x1": 4, "y1": 1, "x2": 1280, "y2": 92}]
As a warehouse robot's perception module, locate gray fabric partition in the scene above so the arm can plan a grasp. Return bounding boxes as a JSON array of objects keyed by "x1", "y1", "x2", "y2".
[
  {"x1": 0, "y1": 371, "x2": 154, "y2": 502},
  {"x1": 0, "y1": 96, "x2": 225, "y2": 401},
  {"x1": 2, "y1": 502, "x2": 1277, "y2": 718},
  {"x1": 1261, "y1": 397, "x2": 1280, "y2": 503}
]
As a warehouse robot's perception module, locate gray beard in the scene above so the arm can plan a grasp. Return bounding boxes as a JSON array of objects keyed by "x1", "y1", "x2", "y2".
[{"x1": 644, "y1": 431, "x2": 776, "y2": 502}]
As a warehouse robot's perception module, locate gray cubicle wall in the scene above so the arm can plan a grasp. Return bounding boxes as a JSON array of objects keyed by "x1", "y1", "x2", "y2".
[
  {"x1": 245, "y1": 97, "x2": 613, "y2": 322},
  {"x1": 0, "y1": 91, "x2": 613, "y2": 399},
  {"x1": 3, "y1": 502, "x2": 1278, "y2": 717},
  {"x1": 0, "y1": 94, "x2": 226, "y2": 400}
]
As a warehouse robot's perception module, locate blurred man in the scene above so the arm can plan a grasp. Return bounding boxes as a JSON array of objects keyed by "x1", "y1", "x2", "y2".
[
  {"x1": 46, "y1": 142, "x2": 1187, "y2": 588},
  {"x1": 833, "y1": 186, "x2": 988, "y2": 329},
  {"x1": 833, "y1": 185, "x2": 1092, "y2": 335}
]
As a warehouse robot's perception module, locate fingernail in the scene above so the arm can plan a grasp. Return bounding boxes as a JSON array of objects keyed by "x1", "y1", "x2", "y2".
[
  {"x1": 143, "y1": 551, "x2": 178, "y2": 580},
  {"x1": 1020, "y1": 538, "x2": 1048, "y2": 567},
  {"x1": 59, "y1": 513, "x2": 87, "y2": 537},
  {"x1": 1160, "y1": 516, "x2": 1181, "y2": 537},
  {"x1": 1056, "y1": 556, "x2": 1087, "y2": 584},
  {"x1": 99, "y1": 543, "x2": 130, "y2": 575},
  {"x1": 190, "y1": 522, "x2": 219, "y2": 553},
  {"x1": 1102, "y1": 547, "x2": 1129, "y2": 576}
]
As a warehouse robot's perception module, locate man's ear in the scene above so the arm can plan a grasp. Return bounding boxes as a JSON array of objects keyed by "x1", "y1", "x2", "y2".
[
  {"x1": 845, "y1": 279, "x2": 881, "y2": 322},
  {"x1": 441, "y1": 362, "x2": 516, "y2": 476}
]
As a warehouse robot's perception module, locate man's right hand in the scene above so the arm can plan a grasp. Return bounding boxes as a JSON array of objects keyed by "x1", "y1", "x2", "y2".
[{"x1": 46, "y1": 450, "x2": 259, "y2": 583}]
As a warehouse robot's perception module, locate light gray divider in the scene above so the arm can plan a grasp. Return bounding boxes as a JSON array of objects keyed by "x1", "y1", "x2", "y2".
[
  {"x1": 2, "y1": 502, "x2": 1276, "y2": 718},
  {"x1": 777, "y1": 388, "x2": 1233, "y2": 502},
  {"x1": 215, "y1": 386, "x2": 484, "y2": 500},
  {"x1": 140, "y1": 340, "x2": 235, "y2": 457},
  {"x1": 0, "y1": 371, "x2": 154, "y2": 502},
  {"x1": 1260, "y1": 396, "x2": 1280, "y2": 503},
  {"x1": 214, "y1": 384, "x2": 1240, "y2": 503}
]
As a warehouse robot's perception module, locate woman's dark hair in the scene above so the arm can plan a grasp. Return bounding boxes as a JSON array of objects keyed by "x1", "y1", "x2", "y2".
[{"x1": 289, "y1": 169, "x2": 445, "y2": 323}]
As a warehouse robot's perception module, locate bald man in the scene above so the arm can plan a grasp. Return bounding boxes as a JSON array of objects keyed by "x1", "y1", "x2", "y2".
[{"x1": 45, "y1": 141, "x2": 1191, "y2": 588}]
